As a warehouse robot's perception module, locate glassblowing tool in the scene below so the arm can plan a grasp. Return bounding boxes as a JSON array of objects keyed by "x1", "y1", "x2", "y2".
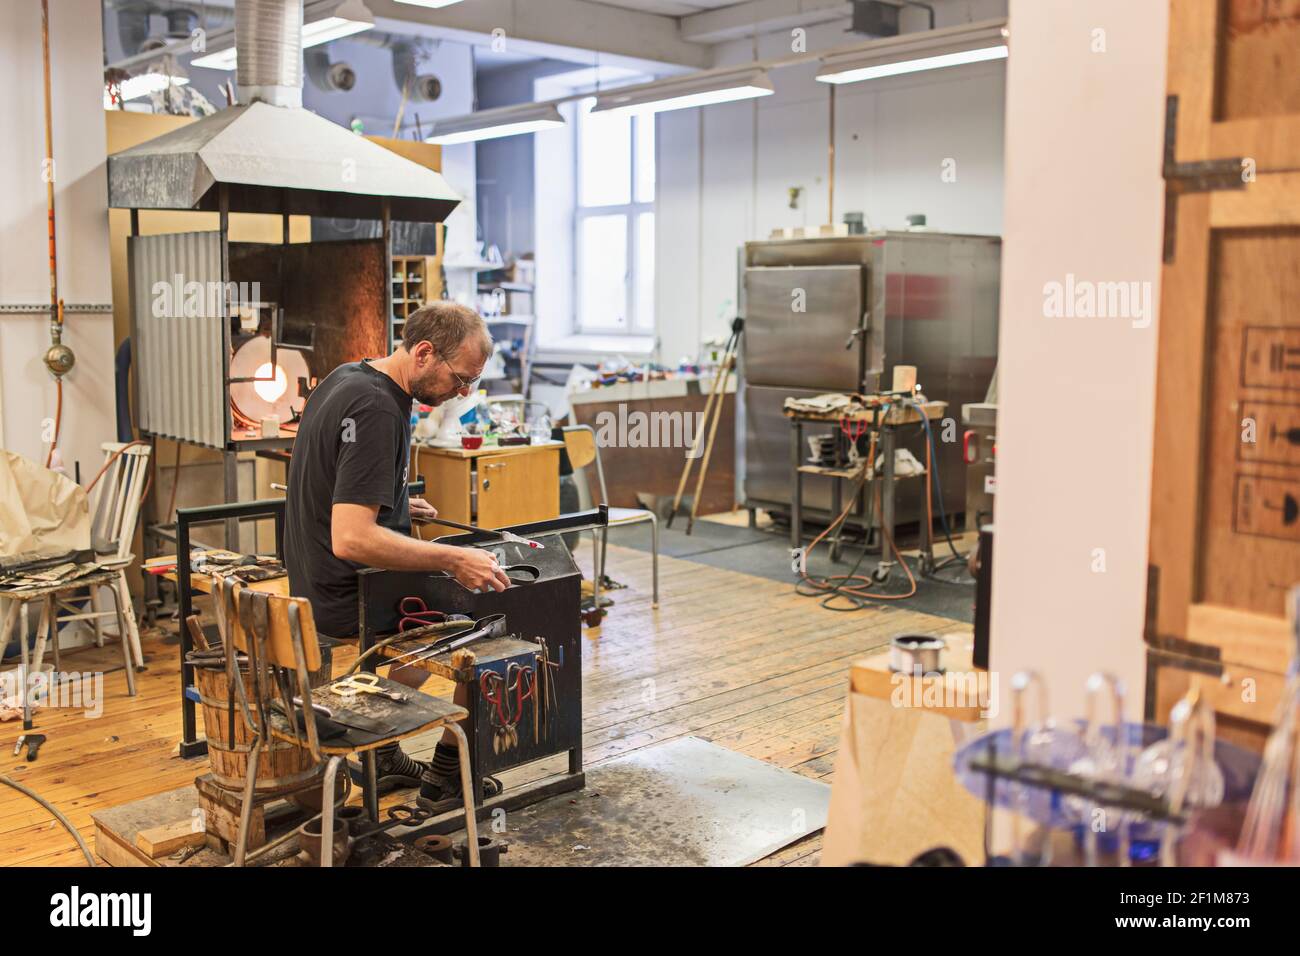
[
  {"x1": 383, "y1": 613, "x2": 509, "y2": 671},
  {"x1": 413, "y1": 515, "x2": 545, "y2": 550},
  {"x1": 329, "y1": 673, "x2": 409, "y2": 704}
]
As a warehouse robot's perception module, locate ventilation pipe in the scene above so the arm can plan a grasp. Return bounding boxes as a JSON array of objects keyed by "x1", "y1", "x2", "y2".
[
  {"x1": 391, "y1": 40, "x2": 441, "y2": 102},
  {"x1": 306, "y1": 48, "x2": 356, "y2": 92},
  {"x1": 110, "y1": 1, "x2": 230, "y2": 55},
  {"x1": 114, "y1": 2, "x2": 151, "y2": 56},
  {"x1": 237, "y1": 0, "x2": 304, "y2": 108}
]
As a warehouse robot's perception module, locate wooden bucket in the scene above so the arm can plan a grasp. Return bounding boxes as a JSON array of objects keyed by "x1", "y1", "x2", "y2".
[{"x1": 193, "y1": 661, "x2": 323, "y2": 796}]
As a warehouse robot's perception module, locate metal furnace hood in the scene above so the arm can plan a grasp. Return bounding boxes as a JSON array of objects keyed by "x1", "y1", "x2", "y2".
[{"x1": 107, "y1": 101, "x2": 461, "y2": 222}]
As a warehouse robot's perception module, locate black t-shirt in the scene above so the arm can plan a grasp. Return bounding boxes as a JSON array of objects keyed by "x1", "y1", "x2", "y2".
[{"x1": 284, "y1": 360, "x2": 412, "y2": 636}]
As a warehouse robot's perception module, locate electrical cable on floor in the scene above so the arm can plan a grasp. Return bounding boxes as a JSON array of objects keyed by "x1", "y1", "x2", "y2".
[
  {"x1": 1, "y1": 774, "x2": 96, "y2": 867},
  {"x1": 795, "y1": 397, "x2": 981, "y2": 609},
  {"x1": 795, "y1": 425, "x2": 919, "y2": 611},
  {"x1": 905, "y1": 397, "x2": 966, "y2": 566}
]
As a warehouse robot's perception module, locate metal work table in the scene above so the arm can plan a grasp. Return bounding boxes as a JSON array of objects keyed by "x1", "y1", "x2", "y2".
[{"x1": 786, "y1": 400, "x2": 946, "y2": 567}]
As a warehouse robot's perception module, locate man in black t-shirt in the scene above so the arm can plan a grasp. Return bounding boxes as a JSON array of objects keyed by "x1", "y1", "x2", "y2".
[{"x1": 284, "y1": 301, "x2": 509, "y2": 800}]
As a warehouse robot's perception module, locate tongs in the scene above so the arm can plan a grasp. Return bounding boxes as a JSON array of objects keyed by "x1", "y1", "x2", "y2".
[
  {"x1": 412, "y1": 515, "x2": 544, "y2": 550},
  {"x1": 384, "y1": 613, "x2": 508, "y2": 670}
]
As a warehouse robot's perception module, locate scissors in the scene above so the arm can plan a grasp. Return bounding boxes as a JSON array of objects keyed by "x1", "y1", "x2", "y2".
[
  {"x1": 329, "y1": 672, "x2": 409, "y2": 703},
  {"x1": 398, "y1": 596, "x2": 447, "y2": 632},
  {"x1": 840, "y1": 415, "x2": 868, "y2": 463},
  {"x1": 480, "y1": 664, "x2": 535, "y2": 727}
]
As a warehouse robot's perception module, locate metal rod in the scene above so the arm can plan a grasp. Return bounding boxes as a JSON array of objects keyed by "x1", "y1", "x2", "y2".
[
  {"x1": 40, "y1": 0, "x2": 59, "y2": 336},
  {"x1": 383, "y1": 197, "x2": 393, "y2": 350},
  {"x1": 828, "y1": 83, "x2": 835, "y2": 225}
]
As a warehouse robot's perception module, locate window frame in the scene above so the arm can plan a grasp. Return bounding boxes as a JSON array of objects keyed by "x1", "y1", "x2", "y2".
[{"x1": 573, "y1": 97, "x2": 655, "y2": 335}]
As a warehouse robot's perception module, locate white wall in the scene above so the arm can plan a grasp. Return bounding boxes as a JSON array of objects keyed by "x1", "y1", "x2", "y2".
[
  {"x1": 0, "y1": 0, "x2": 115, "y2": 481},
  {"x1": 989, "y1": 0, "x2": 1168, "y2": 720},
  {"x1": 655, "y1": 9, "x2": 1007, "y2": 365}
]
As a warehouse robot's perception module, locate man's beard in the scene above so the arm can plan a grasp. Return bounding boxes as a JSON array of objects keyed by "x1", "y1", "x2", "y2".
[{"x1": 410, "y1": 368, "x2": 458, "y2": 407}]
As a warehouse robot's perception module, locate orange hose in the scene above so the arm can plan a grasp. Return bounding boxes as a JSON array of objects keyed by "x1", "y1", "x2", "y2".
[
  {"x1": 85, "y1": 439, "x2": 150, "y2": 492},
  {"x1": 44, "y1": 376, "x2": 62, "y2": 468}
]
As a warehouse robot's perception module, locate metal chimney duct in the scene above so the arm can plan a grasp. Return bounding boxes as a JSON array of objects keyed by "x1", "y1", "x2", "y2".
[{"x1": 237, "y1": 0, "x2": 303, "y2": 108}]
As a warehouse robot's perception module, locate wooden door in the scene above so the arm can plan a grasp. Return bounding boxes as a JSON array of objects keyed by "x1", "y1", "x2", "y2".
[{"x1": 1148, "y1": 0, "x2": 1300, "y2": 744}]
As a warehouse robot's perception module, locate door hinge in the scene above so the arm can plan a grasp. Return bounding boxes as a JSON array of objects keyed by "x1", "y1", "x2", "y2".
[{"x1": 1162, "y1": 95, "x2": 1247, "y2": 263}]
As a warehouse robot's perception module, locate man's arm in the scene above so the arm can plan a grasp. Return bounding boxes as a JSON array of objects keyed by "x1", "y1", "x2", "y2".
[{"x1": 332, "y1": 503, "x2": 510, "y2": 591}]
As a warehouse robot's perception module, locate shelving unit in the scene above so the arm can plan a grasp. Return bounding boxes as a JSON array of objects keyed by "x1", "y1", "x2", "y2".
[
  {"x1": 391, "y1": 225, "x2": 446, "y2": 349},
  {"x1": 478, "y1": 271, "x2": 536, "y2": 395}
]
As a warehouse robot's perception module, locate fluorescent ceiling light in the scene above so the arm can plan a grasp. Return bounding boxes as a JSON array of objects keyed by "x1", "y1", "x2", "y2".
[
  {"x1": 427, "y1": 102, "x2": 566, "y2": 145},
  {"x1": 302, "y1": 0, "x2": 375, "y2": 44},
  {"x1": 590, "y1": 68, "x2": 774, "y2": 116},
  {"x1": 104, "y1": 70, "x2": 189, "y2": 107},
  {"x1": 192, "y1": 0, "x2": 374, "y2": 72},
  {"x1": 393, "y1": 0, "x2": 466, "y2": 7},
  {"x1": 192, "y1": 45, "x2": 237, "y2": 71},
  {"x1": 817, "y1": 19, "x2": 1008, "y2": 85}
]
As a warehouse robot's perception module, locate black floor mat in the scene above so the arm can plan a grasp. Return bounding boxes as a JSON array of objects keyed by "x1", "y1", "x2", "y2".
[{"x1": 607, "y1": 519, "x2": 975, "y2": 623}]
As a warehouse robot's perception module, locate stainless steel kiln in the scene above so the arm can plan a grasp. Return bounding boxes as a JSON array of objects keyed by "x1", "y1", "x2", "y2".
[{"x1": 738, "y1": 231, "x2": 1001, "y2": 531}]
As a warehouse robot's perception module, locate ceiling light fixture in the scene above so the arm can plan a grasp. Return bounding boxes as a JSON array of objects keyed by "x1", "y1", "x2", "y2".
[
  {"x1": 392, "y1": 0, "x2": 467, "y2": 8},
  {"x1": 816, "y1": 19, "x2": 1008, "y2": 85},
  {"x1": 589, "y1": 67, "x2": 774, "y2": 116},
  {"x1": 427, "y1": 102, "x2": 566, "y2": 145}
]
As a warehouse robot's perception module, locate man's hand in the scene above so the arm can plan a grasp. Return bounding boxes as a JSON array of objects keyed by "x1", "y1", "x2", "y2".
[
  {"x1": 409, "y1": 497, "x2": 439, "y2": 523},
  {"x1": 451, "y1": 547, "x2": 511, "y2": 593}
]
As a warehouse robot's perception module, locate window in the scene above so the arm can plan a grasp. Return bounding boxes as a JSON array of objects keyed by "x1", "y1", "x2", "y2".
[{"x1": 574, "y1": 97, "x2": 655, "y2": 333}]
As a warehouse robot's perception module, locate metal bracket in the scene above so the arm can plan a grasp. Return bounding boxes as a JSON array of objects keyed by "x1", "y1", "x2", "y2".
[
  {"x1": 0, "y1": 303, "x2": 112, "y2": 314},
  {"x1": 1162, "y1": 95, "x2": 1246, "y2": 263}
]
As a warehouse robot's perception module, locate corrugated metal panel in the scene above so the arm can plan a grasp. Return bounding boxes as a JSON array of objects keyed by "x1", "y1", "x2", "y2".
[{"x1": 129, "y1": 232, "x2": 225, "y2": 449}]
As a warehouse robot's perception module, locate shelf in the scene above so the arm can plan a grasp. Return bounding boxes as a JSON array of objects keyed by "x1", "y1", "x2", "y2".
[
  {"x1": 798, "y1": 464, "x2": 869, "y2": 480},
  {"x1": 443, "y1": 259, "x2": 502, "y2": 271}
]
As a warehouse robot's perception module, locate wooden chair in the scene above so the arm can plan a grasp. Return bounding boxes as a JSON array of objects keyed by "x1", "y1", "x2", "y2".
[
  {"x1": 0, "y1": 442, "x2": 149, "y2": 727},
  {"x1": 561, "y1": 424, "x2": 659, "y2": 609},
  {"x1": 211, "y1": 576, "x2": 479, "y2": 867}
]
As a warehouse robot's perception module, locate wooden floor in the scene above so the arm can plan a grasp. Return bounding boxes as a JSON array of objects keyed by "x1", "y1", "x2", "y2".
[{"x1": 1, "y1": 542, "x2": 970, "y2": 867}]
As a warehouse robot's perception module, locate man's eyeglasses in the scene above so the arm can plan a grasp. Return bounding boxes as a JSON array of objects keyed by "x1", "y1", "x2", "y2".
[{"x1": 440, "y1": 357, "x2": 481, "y2": 393}]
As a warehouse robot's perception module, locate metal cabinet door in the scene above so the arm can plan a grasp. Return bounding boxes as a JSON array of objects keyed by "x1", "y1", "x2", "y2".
[{"x1": 742, "y1": 265, "x2": 866, "y2": 390}]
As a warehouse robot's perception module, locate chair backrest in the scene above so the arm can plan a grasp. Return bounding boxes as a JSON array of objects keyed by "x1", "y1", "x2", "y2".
[
  {"x1": 213, "y1": 576, "x2": 324, "y2": 756},
  {"x1": 88, "y1": 442, "x2": 151, "y2": 560},
  {"x1": 562, "y1": 424, "x2": 606, "y2": 505},
  {"x1": 220, "y1": 583, "x2": 321, "y2": 674}
]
